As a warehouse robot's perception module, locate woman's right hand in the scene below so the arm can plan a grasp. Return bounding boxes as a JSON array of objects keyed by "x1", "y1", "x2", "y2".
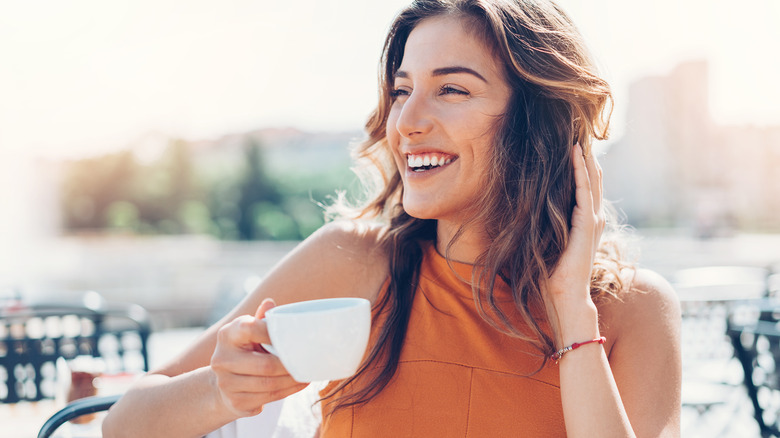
[{"x1": 210, "y1": 298, "x2": 309, "y2": 417}]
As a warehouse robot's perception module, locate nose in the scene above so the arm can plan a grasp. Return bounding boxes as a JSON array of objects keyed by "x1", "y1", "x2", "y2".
[{"x1": 394, "y1": 91, "x2": 434, "y2": 138}]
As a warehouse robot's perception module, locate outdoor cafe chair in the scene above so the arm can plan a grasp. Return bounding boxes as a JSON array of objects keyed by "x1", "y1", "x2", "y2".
[
  {"x1": 674, "y1": 266, "x2": 770, "y2": 435},
  {"x1": 728, "y1": 299, "x2": 780, "y2": 438},
  {"x1": 37, "y1": 379, "x2": 326, "y2": 438},
  {"x1": 0, "y1": 292, "x2": 151, "y2": 404},
  {"x1": 37, "y1": 393, "x2": 121, "y2": 438}
]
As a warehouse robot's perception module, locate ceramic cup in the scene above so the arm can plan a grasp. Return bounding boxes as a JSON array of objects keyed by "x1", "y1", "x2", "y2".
[{"x1": 262, "y1": 297, "x2": 371, "y2": 382}]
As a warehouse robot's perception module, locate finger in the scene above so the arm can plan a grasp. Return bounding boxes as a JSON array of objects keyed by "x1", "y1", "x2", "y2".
[
  {"x1": 260, "y1": 382, "x2": 309, "y2": 403},
  {"x1": 213, "y1": 349, "x2": 291, "y2": 377},
  {"x1": 221, "y1": 381, "x2": 308, "y2": 416},
  {"x1": 255, "y1": 298, "x2": 276, "y2": 319},
  {"x1": 218, "y1": 373, "x2": 305, "y2": 395},
  {"x1": 219, "y1": 315, "x2": 270, "y2": 347},
  {"x1": 571, "y1": 143, "x2": 593, "y2": 215},
  {"x1": 217, "y1": 315, "x2": 272, "y2": 353},
  {"x1": 583, "y1": 151, "x2": 603, "y2": 215},
  {"x1": 253, "y1": 299, "x2": 277, "y2": 353}
]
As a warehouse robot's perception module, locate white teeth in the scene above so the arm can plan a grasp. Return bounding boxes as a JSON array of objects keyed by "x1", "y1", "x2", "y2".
[{"x1": 406, "y1": 154, "x2": 453, "y2": 170}]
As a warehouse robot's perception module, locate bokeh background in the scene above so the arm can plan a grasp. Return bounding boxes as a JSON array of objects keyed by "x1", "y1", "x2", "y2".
[{"x1": 1, "y1": 0, "x2": 779, "y2": 328}]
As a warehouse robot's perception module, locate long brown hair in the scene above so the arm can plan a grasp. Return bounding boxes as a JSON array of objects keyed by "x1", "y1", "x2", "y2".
[{"x1": 323, "y1": 0, "x2": 630, "y2": 413}]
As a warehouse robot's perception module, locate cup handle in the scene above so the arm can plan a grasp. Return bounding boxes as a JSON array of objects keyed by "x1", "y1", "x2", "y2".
[{"x1": 260, "y1": 343, "x2": 277, "y2": 356}]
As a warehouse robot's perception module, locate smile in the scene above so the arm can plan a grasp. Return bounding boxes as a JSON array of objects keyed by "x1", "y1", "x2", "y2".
[{"x1": 406, "y1": 153, "x2": 456, "y2": 172}]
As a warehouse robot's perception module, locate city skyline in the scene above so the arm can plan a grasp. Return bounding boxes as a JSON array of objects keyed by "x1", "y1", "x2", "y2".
[{"x1": 603, "y1": 59, "x2": 780, "y2": 233}]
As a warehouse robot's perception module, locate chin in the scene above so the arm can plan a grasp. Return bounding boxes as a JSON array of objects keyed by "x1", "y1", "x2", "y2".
[
  {"x1": 400, "y1": 197, "x2": 440, "y2": 220},
  {"x1": 402, "y1": 205, "x2": 436, "y2": 220}
]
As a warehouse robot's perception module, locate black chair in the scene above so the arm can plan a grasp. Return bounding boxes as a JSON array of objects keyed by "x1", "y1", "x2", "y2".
[
  {"x1": 37, "y1": 393, "x2": 121, "y2": 438},
  {"x1": 0, "y1": 294, "x2": 151, "y2": 404},
  {"x1": 728, "y1": 299, "x2": 780, "y2": 437},
  {"x1": 675, "y1": 266, "x2": 772, "y2": 436}
]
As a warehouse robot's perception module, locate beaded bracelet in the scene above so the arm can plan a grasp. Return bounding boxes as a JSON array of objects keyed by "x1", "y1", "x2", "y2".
[{"x1": 551, "y1": 336, "x2": 606, "y2": 364}]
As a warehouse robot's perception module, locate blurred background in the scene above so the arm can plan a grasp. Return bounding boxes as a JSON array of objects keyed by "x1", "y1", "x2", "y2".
[{"x1": 1, "y1": 0, "x2": 779, "y2": 329}]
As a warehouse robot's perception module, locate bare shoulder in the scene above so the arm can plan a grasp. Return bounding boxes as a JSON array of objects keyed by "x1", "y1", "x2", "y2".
[
  {"x1": 625, "y1": 268, "x2": 680, "y2": 313},
  {"x1": 252, "y1": 220, "x2": 390, "y2": 305},
  {"x1": 600, "y1": 267, "x2": 681, "y2": 345},
  {"x1": 302, "y1": 219, "x2": 389, "y2": 265},
  {"x1": 151, "y1": 220, "x2": 390, "y2": 376}
]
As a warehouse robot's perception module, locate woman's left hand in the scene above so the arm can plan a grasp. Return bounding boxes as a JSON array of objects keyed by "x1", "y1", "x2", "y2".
[{"x1": 544, "y1": 143, "x2": 605, "y2": 343}]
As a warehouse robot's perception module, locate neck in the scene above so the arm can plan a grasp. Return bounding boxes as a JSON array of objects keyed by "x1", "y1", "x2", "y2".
[{"x1": 435, "y1": 219, "x2": 488, "y2": 264}]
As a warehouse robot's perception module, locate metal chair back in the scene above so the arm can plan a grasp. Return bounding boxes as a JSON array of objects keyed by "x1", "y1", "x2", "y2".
[
  {"x1": 728, "y1": 299, "x2": 780, "y2": 437},
  {"x1": 0, "y1": 298, "x2": 150, "y2": 404}
]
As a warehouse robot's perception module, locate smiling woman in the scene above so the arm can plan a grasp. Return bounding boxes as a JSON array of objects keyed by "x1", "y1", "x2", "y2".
[
  {"x1": 386, "y1": 15, "x2": 511, "y2": 226},
  {"x1": 102, "y1": 1, "x2": 681, "y2": 437}
]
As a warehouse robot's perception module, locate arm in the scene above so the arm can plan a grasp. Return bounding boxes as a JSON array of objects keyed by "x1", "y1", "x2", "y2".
[
  {"x1": 553, "y1": 270, "x2": 681, "y2": 438},
  {"x1": 545, "y1": 144, "x2": 681, "y2": 437},
  {"x1": 102, "y1": 221, "x2": 389, "y2": 438},
  {"x1": 604, "y1": 270, "x2": 682, "y2": 436}
]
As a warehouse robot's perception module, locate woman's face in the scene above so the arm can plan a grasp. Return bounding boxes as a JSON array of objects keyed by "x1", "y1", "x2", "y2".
[{"x1": 386, "y1": 15, "x2": 511, "y2": 227}]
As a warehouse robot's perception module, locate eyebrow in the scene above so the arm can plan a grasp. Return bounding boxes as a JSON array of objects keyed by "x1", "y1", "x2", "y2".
[{"x1": 394, "y1": 66, "x2": 488, "y2": 83}]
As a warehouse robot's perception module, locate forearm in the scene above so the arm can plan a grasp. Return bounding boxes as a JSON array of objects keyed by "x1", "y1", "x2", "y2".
[
  {"x1": 103, "y1": 367, "x2": 237, "y2": 438},
  {"x1": 555, "y1": 299, "x2": 635, "y2": 438}
]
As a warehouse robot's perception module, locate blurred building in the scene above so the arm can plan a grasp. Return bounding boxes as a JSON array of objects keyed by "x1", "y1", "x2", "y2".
[
  {"x1": 0, "y1": 153, "x2": 60, "y2": 287},
  {"x1": 188, "y1": 127, "x2": 360, "y2": 180},
  {"x1": 602, "y1": 60, "x2": 780, "y2": 235}
]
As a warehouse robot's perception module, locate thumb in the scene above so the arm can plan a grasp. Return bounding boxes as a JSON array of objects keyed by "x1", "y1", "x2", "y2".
[{"x1": 255, "y1": 298, "x2": 276, "y2": 319}]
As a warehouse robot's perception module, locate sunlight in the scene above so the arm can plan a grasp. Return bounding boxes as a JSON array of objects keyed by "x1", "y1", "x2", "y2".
[{"x1": 0, "y1": 0, "x2": 777, "y2": 159}]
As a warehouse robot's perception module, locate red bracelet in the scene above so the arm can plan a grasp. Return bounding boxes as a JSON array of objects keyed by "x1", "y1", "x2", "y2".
[{"x1": 551, "y1": 336, "x2": 606, "y2": 364}]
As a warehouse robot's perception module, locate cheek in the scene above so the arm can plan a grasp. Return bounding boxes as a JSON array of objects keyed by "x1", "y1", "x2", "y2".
[
  {"x1": 469, "y1": 138, "x2": 496, "y2": 182},
  {"x1": 385, "y1": 108, "x2": 405, "y2": 172},
  {"x1": 386, "y1": 107, "x2": 400, "y2": 146}
]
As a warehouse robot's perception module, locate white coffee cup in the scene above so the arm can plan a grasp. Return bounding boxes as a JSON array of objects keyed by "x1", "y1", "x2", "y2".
[{"x1": 262, "y1": 297, "x2": 371, "y2": 382}]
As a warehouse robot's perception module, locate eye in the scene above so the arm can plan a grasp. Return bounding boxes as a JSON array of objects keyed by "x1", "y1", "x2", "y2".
[
  {"x1": 390, "y1": 87, "x2": 411, "y2": 100},
  {"x1": 440, "y1": 85, "x2": 469, "y2": 96}
]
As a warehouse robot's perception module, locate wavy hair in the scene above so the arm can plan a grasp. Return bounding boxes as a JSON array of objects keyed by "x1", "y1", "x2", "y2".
[{"x1": 323, "y1": 0, "x2": 631, "y2": 414}]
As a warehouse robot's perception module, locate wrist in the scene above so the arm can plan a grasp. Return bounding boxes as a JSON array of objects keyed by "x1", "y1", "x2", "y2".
[
  {"x1": 205, "y1": 367, "x2": 243, "y2": 422},
  {"x1": 551, "y1": 336, "x2": 606, "y2": 363},
  {"x1": 553, "y1": 299, "x2": 600, "y2": 348}
]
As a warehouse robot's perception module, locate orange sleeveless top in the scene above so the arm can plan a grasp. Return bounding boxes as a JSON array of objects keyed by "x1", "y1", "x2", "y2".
[{"x1": 320, "y1": 242, "x2": 565, "y2": 437}]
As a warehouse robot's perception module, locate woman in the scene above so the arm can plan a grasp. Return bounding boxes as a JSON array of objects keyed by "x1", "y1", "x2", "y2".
[{"x1": 104, "y1": 0, "x2": 681, "y2": 436}]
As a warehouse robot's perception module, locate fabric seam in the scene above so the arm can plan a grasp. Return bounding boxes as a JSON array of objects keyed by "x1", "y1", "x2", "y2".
[
  {"x1": 398, "y1": 358, "x2": 559, "y2": 389},
  {"x1": 465, "y1": 367, "x2": 474, "y2": 438}
]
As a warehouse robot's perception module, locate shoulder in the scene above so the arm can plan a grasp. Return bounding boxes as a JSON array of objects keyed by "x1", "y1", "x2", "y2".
[
  {"x1": 599, "y1": 268, "x2": 681, "y2": 347},
  {"x1": 255, "y1": 220, "x2": 391, "y2": 304},
  {"x1": 597, "y1": 268, "x2": 682, "y2": 432},
  {"x1": 299, "y1": 220, "x2": 390, "y2": 273},
  {"x1": 623, "y1": 268, "x2": 680, "y2": 315},
  {"x1": 307, "y1": 219, "x2": 388, "y2": 255}
]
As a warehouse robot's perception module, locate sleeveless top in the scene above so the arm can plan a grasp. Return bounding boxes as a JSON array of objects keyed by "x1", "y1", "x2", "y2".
[{"x1": 319, "y1": 242, "x2": 566, "y2": 437}]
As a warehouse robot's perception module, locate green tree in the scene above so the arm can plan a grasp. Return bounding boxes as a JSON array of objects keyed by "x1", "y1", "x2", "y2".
[
  {"x1": 236, "y1": 138, "x2": 282, "y2": 240},
  {"x1": 133, "y1": 139, "x2": 201, "y2": 233},
  {"x1": 61, "y1": 150, "x2": 139, "y2": 231}
]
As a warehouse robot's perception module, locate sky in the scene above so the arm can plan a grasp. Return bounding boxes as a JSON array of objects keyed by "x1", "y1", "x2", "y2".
[{"x1": 1, "y1": 0, "x2": 779, "y2": 159}]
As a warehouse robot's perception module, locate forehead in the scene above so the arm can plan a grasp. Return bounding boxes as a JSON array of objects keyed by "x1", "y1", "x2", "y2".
[{"x1": 399, "y1": 15, "x2": 503, "y2": 79}]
